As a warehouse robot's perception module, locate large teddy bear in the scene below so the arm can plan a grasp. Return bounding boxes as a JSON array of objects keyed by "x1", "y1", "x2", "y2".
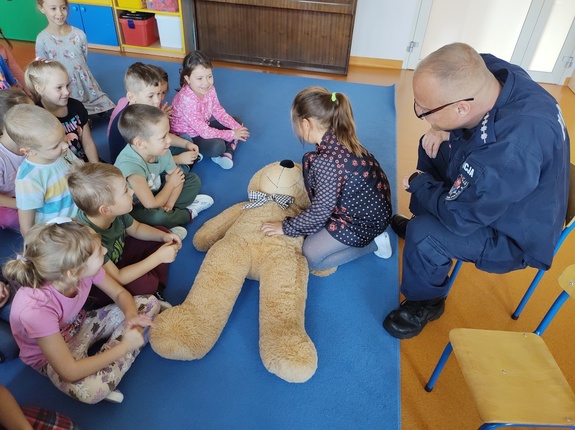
[{"x1": 149, "y1": 160, "x2": 318, "y2": 383}]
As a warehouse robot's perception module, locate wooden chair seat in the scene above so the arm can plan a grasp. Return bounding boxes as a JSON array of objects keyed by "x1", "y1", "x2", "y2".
[
  {"x1": 450, "y1": 328, "x2": 575, "y2": 426},
  {"x1": 426, "y1": 265, "x2": 575, "y2": 428}
]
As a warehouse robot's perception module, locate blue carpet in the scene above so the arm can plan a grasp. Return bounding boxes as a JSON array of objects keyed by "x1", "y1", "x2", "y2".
[{"x1": 0, "y1": 53, "x2": 400, "y2": 429}]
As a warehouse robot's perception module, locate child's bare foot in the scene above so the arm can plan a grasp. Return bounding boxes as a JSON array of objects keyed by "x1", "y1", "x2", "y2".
[{"x1": 0, "y1": 282, "x2": 10, "y2": 308}]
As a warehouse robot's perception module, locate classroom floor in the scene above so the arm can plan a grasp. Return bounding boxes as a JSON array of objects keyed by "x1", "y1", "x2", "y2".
[{"x1": 9, "y1": 41, "x2": 575, "y2": 429}]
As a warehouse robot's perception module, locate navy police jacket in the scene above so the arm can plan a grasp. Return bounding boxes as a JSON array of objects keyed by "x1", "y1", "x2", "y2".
[{"x1": 409, "y1": 54, "x2": 570, "y2": 270}]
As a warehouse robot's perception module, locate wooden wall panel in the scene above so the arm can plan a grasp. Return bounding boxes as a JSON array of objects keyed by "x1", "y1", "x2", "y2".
[{"x1": 195, "y1": 0, "x2": 357, "y2": 74}]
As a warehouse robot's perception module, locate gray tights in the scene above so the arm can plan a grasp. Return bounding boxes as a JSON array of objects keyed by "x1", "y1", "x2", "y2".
[{"x1": 303, "y1": 228, "x2": 376, "y2": 271}]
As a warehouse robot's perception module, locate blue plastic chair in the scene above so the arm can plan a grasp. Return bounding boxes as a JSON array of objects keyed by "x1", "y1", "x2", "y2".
[
  {"x1": 425, "y1": 264, "x2": 575, "y2": 429},
  {"x1": 512, "y1": 163, "x2": 575, "y2": 319},
  {"x1": 446, "y1": 163, "x2": 575, "y2": 319}
]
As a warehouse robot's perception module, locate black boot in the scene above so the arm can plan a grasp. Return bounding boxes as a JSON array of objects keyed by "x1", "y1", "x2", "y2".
[
  {"x1": 382, "y1": 297, "x2": 446, "y2": 339},
  {"x1": 390, "y1": 214, "x2": 411, "y2": 239}
]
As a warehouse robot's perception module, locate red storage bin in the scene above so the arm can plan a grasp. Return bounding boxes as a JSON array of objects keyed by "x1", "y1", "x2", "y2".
[
  {"x1": 119, "y1": 12, "x2": 159, "y2": 47},
  {"x1": 146, "y1": 0, "x2": 178, "y2": 12}
]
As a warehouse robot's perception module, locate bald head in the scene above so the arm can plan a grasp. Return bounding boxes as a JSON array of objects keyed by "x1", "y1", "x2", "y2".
[{"x1": 415, "y1": 43, "x2": 491, "y2": 102}]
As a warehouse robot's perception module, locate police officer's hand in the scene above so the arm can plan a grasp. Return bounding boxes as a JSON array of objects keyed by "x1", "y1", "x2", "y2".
[{"x1": 422, "y1": 129, "x2": 450, "y2": 158}]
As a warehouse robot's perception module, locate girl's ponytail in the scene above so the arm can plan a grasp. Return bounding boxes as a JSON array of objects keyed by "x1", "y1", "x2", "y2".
[
  {"x1": 2, "y1": 220, "x2": 98, "y2": 291},
  {"x1": 291, "y1": 87, "x2": 367, "y2": 157},
  {"x1": 2, "y1": 256, "x2": 44, "y2": 290},
  {"x1": 331, "y1": 92, "x2": 366, "y2": 157}
]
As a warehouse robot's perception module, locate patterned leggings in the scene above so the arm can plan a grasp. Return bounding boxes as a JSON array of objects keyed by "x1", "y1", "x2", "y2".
[{"x1": 39, "y1": 295, "x2": 160, "y2": 404}]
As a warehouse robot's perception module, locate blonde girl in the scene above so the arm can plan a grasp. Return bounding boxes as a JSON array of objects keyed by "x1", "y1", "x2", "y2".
[
  {"x1": 262, "y1": 86, "x2": 393, "y2": 270},
  {"x1": 35, "y1": 0, "x2": 114, "y2": 115},
  {"x1": 3, "y1": 219, "x2": 160, "y2": 404},
  {"x1": 26, "y1": 59, "x2": 99, "y2": 162}
]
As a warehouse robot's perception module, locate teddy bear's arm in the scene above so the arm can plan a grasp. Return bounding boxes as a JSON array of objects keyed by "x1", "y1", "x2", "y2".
[{"x1": 193, "y1": 203, "x2": 246, "y2": 252}]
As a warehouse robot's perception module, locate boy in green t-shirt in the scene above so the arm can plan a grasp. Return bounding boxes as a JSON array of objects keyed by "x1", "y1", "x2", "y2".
[
  {"x1": 68, "y1": 162, "x2": 184, "y2": 309},
  {"x1": 114, "y1": 104, "x2": 213, "y2": 228}
]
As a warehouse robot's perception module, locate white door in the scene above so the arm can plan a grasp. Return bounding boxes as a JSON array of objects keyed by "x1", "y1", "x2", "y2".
[{"x1": 405, "y1": 0, "x2": 575, "y2": 84}]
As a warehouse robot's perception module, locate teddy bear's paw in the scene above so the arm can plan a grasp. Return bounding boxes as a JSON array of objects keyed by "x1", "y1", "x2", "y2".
[
  {"x1": 310, "y1": 267, "x2": 338, "y2": 277},
  {"x1": 260, "y1": 331, "x2": 318, "y2": 383},
  {"x1": 149, "y1": 307, "x2": 219, "y2": 360}
]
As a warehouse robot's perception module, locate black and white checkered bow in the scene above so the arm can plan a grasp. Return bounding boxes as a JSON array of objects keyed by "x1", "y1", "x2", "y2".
[{"x1": 242, "y1": 190, "x2": 294, "y2": 210}]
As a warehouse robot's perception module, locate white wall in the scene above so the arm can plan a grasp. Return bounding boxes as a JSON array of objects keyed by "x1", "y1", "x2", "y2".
[{"x1": 350, "y1": 0, "x2": 419, "y2": 61}]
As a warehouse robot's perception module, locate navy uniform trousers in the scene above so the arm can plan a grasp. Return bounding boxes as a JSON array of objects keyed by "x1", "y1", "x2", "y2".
[{"x1": 400, "y1": 142, "x2": 527, "y2": 301}]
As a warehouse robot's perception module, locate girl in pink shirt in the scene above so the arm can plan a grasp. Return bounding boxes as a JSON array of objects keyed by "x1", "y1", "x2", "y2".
[
  {"x1": 170, "y1": 51, "x2": 249, "y2": 170},
  {"x1": 4, "y1": 218, "x2": 160, "y2": 404}
]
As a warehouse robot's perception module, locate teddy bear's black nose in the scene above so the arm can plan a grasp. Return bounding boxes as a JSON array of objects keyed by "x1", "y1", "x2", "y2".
[{"x1": 280, "y1": 160, "x2": 295, "y2": 169}]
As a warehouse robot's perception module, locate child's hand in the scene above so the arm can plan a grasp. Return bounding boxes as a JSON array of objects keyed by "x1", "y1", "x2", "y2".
[
  {"x1": 261, "y1": 221, "x2": 284, "y2": 236},
  {"x1": 0, "y1": 282, "x2": 10, "y2": 308},
  {"x1": 155, "y1": 242, "x2": 180, "y2": 264},
  {"x1": 185, "y1": 141, "x2": 199, "y2": 154},
  {"x1": 174, "y1": 150, "x2": 199, "y2": 165},
  {"x1": 161, "y1": 102, "x2": 173, "y2": 119},
  {"x1": 165, "y1": 167, "x2": 185, "y2": 188},
  {"x1": 233, "y1": 126, "x2": 250, "y2": 141},
  {"x1": 121, "y1": 326, "x2": 146, "y2": 351},
  {"x1": 164, "y1": 233, "x2": 182, "y2": 248},
  {"x1": 125, "y1": 313, "x2": 155, "y2": 331},
  {"x1": 162, "y1": 203, "x2": 174, "y2": 212}
]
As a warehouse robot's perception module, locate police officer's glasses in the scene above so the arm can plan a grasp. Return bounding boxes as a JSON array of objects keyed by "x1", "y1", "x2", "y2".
[{"x1": 413, "y1": 98, "x2": 474, "y2": 119}]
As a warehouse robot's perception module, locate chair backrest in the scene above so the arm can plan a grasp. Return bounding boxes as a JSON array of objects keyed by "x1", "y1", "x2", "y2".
[
  {"x1": 559, "y1": 263, "x2": 575, "y2": 297},
  {"x1": 566, "y1": 162, "x2": 575, "y2": 226},
  {"x1": 535, "y1": 264, "x2": 575, "y2": 335}
]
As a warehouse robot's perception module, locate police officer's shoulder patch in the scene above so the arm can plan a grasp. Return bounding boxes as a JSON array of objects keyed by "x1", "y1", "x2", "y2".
[
  {"x1": 446, "y1": 174, "x2": 469, "y2": 201},
  {"x1": 446, "y1": 156, "x2": 485, "y2": 201}
]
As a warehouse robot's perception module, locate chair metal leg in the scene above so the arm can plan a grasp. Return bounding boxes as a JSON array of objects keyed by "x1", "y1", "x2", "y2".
[
  {"x1": 511, "y1": 269, "x2": 545, "y2": 320},
  {"x1": 512, "y1": 223, "x2": 574, "y2": 320},
  {"x1": 445, "y1": 260, "x2": 463, "y2": 295},
  {"x1": 424, "y1": 342, "x2": 453, "y2": 392},
  {"x1": 534, "y1": 290, "x2": 570, "y2": 336}
]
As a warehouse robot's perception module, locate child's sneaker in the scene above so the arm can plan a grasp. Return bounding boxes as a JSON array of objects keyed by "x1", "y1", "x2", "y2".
[
  {"x1": 186, "y1": 194, "x2": 214, "y2": 219},
  {"x1": 374, "y1": 231, "x2": 392, "y2": 259},
  {"x1": 211, "y1": 153, "x2": 233, "y2": 170},
  {"x1": 104, "y1": 390, "x2": 124, "y2": 403},
  {"x1": 169, "y1": 226, "x2": 188, "y2": 241}
]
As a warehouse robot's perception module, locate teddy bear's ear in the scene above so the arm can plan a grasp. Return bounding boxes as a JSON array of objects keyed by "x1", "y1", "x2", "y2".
[{"x1": 247, "y1": 161, "x2": 279, "y2": 192}]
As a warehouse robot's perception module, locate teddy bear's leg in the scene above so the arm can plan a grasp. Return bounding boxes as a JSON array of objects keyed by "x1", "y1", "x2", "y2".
[
  {"x1": 258, "y1": 253, "x2": 318, "y2": 383},
  {"x1": 149, "y1": 239, "x2": 251, "y2": 360}
]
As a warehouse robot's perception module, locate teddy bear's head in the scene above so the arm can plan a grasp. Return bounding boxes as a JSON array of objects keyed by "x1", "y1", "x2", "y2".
[{"x1": 249, "y1": 160, "x2": 310, "y2": 210}]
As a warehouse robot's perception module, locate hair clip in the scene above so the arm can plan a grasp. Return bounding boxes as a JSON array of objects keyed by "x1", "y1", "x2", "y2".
[
  {"x1": 16, "y1": 254, "x2": 28, "y2": 263},
  {"x1": 46, "y1": 216, "x2": 73, "y2": 225},
  {"x1": 34, "y1": 57, "x2": 52, "y2": 63},
  {"x1": 331, "y1": 92, "x2": 337, "y2": 102}
]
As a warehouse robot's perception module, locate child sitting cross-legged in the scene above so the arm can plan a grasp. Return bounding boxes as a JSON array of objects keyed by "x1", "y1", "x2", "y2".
[
  {"x1": 4, "y1": 219, "x2": 160, "y2": 404},
  {"x1": 68, "y1": 163, "x2": 183, "y2": 310},
  {"x1": 5, "y1": 104, "x2": 83, "y2": 236},
  {"x1": 108, "y1": 62, "x2": 200, "y2": 168},
  {"x1": 114, "y1": 104, "x2": 213, "y2": 229}
]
